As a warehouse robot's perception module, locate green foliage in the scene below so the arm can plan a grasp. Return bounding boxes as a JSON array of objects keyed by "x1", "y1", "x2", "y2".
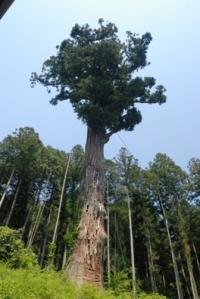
[
  {"x1": 0, "y1": 265, "x2": 167, "y2": 299},
  {"x1": 0, "y1": 265, "x2": 75, "y2": 299},
  {"x1": 138, "y1": 293, "x2": 167, "y2": 299},
  {"x1": 188, "y1": 157, "x2": 200, "y2": 200},
  {"x1": 64, "y1": 223, "x2": 79, "y2": 256},
  {"x1": 110, "y1": 268, "x2": 131, "y2": 294},
  {"x1": 32, "y1": 19, "x2": 166, "y2": 141},
  {"x1": 0, "y1": 127, "x2": 43, "y2": 176},
  {"x1": 46, "y1": 242, "x2": 56, "y2": 268},
  {"x1": 0, "y1": 226, "x2": 37, "y2": 268}
]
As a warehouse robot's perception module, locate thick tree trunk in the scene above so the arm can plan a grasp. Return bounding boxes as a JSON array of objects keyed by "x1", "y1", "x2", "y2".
[{"x1": 66, "y1": 127, "x2": 106, "y2": 287}]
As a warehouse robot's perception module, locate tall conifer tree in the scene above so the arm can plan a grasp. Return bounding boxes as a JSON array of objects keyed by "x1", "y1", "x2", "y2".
[{"x1": 31, "y1": 19, "x2": 166, "y2": 286}]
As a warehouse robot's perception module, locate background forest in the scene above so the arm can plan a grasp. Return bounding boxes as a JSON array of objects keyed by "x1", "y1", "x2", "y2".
[{"x1": 0, "y1": 127, "x2": 199, "y2": 298}]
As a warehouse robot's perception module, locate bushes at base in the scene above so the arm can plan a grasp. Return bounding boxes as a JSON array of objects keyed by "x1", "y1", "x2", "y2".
[
  {"x1": 0, "y1": 265, "x2": 167, "y2": 299},
  {"x1": 0, "y1": 227, "x2": 167, "y2": 298},
  {"x1": 0, "y1": 265, "x2": 75, "y2": 299},
  {"x1": 0, "y1": 226, "x2": 37, "y2": 268}
]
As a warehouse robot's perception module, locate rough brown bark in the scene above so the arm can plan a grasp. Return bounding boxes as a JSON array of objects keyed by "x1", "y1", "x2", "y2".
[{"x1": 66, "y1": 127, "x2": 106, "y2": 287}]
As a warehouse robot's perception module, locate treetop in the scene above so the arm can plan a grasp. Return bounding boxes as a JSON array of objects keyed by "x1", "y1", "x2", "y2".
[{"x1": 31, "y1": 19, "x2": 166, "y2": 142}]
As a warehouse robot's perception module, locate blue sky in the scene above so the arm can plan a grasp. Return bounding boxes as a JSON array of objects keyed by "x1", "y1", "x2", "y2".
[{"x1": 0, "y1": 0, "x2": 200, "y2": 169}]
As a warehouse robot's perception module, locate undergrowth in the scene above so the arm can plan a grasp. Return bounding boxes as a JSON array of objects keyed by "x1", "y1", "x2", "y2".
[
  {"x1": 0, "y1": 265, "x2": 167, "y2": 299},
  {"x1": 0, "y1": 227, "x2": 167, "y2": 298}
]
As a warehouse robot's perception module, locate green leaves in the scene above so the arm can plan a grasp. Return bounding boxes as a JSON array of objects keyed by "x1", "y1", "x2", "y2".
[
  {"x1": 0, "y1": 264, "x2": 167, "y2": 299},
  {"x1": 0, "y1": 226, "x2": 37, "y2": 268},
  {"x1": 0, "y1": 127, "x2": 43, "y2": 178},
  {"x1": 32, "y1": 19, "x2": 166, "y2": 141},
  {"x1": 125, "y1": 31, "x2": 152, "y2": 72}
]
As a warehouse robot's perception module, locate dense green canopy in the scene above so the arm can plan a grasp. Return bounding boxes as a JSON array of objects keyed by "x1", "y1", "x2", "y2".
[{"x1": 31, "y1": 19, "x2": 166, "y2": 141}]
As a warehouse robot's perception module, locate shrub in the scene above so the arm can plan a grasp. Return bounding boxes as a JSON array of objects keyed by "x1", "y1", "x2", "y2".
[
  {"x1": 0, "y1": 265, "x2": 76, "y2": 299},
  {"x1": 0, "y1": 265, "x2": 168, "y2": 299},
  {"x1": 0, "y1": 227, "x2": 167, "y2": 298},
  {"x1": 109, "y1": 269, "x2": 132, "y2": 294},
  {"x1": 0, "y1": 226, "x2": 37, "y2": 268}
]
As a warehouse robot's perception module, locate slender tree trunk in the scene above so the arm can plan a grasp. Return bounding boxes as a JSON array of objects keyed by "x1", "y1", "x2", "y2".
[
  {"x1": 52, "y1": 156, "x2": 70, "y2": 244},
  {"x1": 145, "y1": 259, "x2": 149, "y2": 284},
  {"x1": 25, "y1": 185, "x2": 44, "y2": 245},
  {"x1": 0, "y1": 168, "x2": 15, "y2": 209},
  {"x1": 62, "y1": 243, "x2": 67, "y2": 270},
  {"x1": 114, "y1": 212, "x2": 117, "y2": 271},
  {"x1": 26, "y1": 208, "x2": 37, "y2": 247},
  {"x1": 192, "y1": 241, "x2": 200, "y2": 277},
  {"x1": 21, "y1": 203, "x2": 36, "y2": 240},
  {"x1": 31, "y1": 203, "x2": 44, "y2": 246},
  {"x1": 40, "y1": 207, "x2": 52, "y2": 267},
  {"x1": 106, "y1": 180, "x2": 111, "y2": 286},
  {"x1": 27, "y1": 203, "x2": 44, "y2": 248},
  {"x1": 107, "y1": 205, "x2": 111, "y2": 287},
  {"x1": 179, "y1": 254, "x2": 191, "y2": 299},
  {"x1": 126, "y1": 188, "x2": 136, "y2": 298},
  {"x1": 177, "y1": 209, "x2": 199, "y2": 299},
  {"x1": 158, "y1": 195, "x2": 183, "y2": 299},
  {"x1": 162, "y1": 273, "x2": 166, "y2": 289},
  {"x1": 67, "y1": 127, "x2": 106, "y2": 287},
  {"x1": 146, "y1": 228, "x2": 157, "y2": 292},
  {"x1": 61, "y1": 224, "x2": 70, "y2": 270},
  {"x1": 5, "y1": 178, "x2": 22, "y2": 226},
  {"x1": 186, "y1": 253, "x2": 199, "y2": 299}
]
